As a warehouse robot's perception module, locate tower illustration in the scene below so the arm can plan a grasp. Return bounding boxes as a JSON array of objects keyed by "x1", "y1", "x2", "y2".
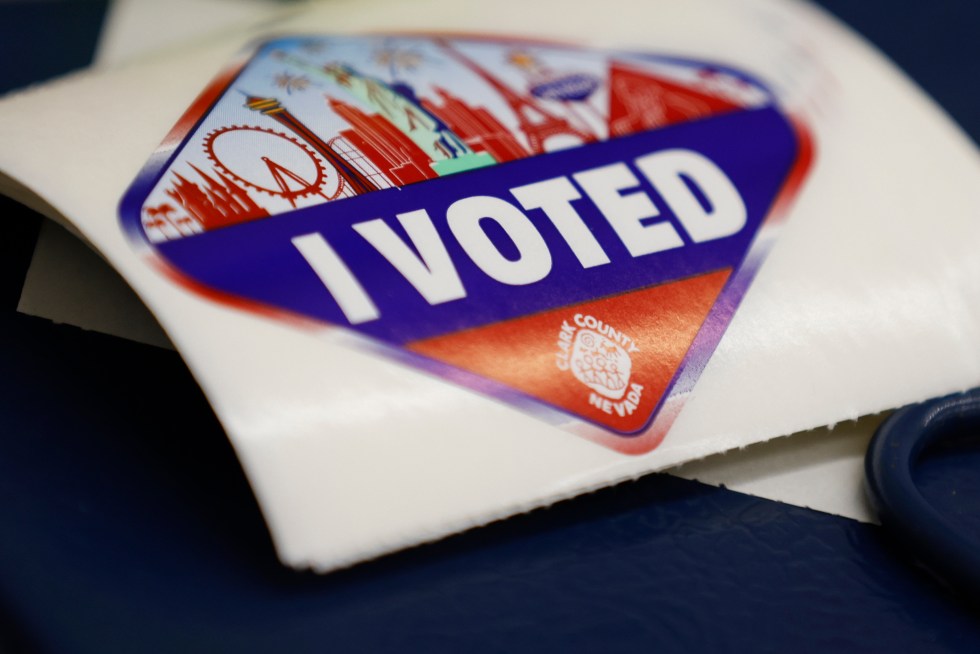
[
  {"x1": 244, "y1": 95, "x2": 380, "y2": 196},
  {"x1": 327, "y1": 96, "x2": 438, "y2": 186},
  {"x1": 421, "y1": 87, "x2": 529, "y2": 163},
  {"x1": 319, "y1": 62, "x2": 494, "y2": 176},
  {"x1": 606, "y1": 61, "x2": 741, "y2": 137},
  {"x1": 269, "y1": 50, "x2": 494, "y2": 176},
  {"x1": 434, "y1": 39, "x2": 596, "y2": 154}
]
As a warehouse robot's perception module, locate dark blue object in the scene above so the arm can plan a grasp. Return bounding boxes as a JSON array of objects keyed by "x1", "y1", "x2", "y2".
[
  {"x1": 866, "y1": 389, "x2": 980, "y2": 601},
  {"x1": 0, "y1": 0, "x2": 106, "y2": 96},
  {"x1": 3, "y1": 316, "x2": 980, "y2": 653}
]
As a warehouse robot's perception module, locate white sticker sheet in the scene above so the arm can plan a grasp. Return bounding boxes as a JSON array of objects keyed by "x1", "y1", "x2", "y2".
[{"x1": 2, "y1": 0, "x2": 979, "y2": 570}]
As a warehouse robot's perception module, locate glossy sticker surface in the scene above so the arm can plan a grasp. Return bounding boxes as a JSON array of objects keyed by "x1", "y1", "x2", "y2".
[{"x1": 120, "y1": 35, "x2": 812, "y2": 453}]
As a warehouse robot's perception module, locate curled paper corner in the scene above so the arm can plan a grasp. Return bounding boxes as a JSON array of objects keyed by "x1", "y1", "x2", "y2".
[
  {"x1": 18, "y1": 220, "x2": 176, "y2": 350},
  {"x1": 670, "y1": 412, "x2": 890, "y2": 524}
]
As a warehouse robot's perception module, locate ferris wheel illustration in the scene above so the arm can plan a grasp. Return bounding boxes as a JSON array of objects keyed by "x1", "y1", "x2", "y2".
[{"x1": 202, "y1": 125, "x2": 345, "y2": 206}]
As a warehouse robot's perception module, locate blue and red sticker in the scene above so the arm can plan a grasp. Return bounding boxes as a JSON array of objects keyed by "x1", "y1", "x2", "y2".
[{"x1": 120, "y1": 35, "x2": 812, "y2": 454}]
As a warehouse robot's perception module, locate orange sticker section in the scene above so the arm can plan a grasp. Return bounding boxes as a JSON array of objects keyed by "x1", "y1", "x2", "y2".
[{"x1": 409, "y1": 269, "x2": 731, "y2": 433}]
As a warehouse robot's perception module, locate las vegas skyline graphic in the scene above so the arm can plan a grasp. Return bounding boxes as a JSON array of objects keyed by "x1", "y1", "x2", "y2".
[{"x1": 140, "y1": 35, "x2": 757, "y2": 243}]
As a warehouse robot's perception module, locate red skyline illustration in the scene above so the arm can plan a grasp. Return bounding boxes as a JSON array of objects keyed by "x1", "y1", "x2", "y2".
[
  {"x1": 245, "y1": 95, "x2": 381, "y2": 196},
  {"x1": 162, "y1": 163, "x2": 270, "y2": 232},
  {"x1": 435, "y1": 38, "x2": 597, "y2": 154},
  {"x1": 146, "y1": 45, "x2": 754, "y2": 241},
  {"x1": 606, "y1": 61, "x2": 742, "y2": 137},
  {"x1": 422, "y1": 86, "x2": 529, "y2": 163},
  {"x1": 328, "y1": 96, "x2": 438, "y2": 186}
]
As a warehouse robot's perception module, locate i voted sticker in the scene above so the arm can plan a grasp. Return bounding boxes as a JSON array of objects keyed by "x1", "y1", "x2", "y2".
[{"x1": 120, "y1": 35, "x2": 812, "y2": 454}]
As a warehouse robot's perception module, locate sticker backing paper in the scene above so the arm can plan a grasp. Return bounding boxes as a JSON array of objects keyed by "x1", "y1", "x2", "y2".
[{"x1": 120, "y1": 34, "x2": 811, "y2": 453}]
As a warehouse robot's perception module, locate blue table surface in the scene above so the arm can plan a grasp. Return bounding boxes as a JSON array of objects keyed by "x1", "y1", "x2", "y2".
[{"x1": 1, "y1": 2, "x2": 979, "y2": 652}]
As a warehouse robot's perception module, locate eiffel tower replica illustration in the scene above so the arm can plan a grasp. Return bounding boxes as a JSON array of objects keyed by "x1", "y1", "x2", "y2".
[{"x1": 434, "y1": 39, "x2": 596, "y2": 154}]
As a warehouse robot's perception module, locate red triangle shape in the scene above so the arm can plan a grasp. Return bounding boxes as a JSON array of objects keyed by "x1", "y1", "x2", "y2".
[
  {"x1": 608, "y1": 61, "x2": 742, "y2": 137},
  {"x1": 409, "y1": 269, "x2": 730, "y2": 433}
]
